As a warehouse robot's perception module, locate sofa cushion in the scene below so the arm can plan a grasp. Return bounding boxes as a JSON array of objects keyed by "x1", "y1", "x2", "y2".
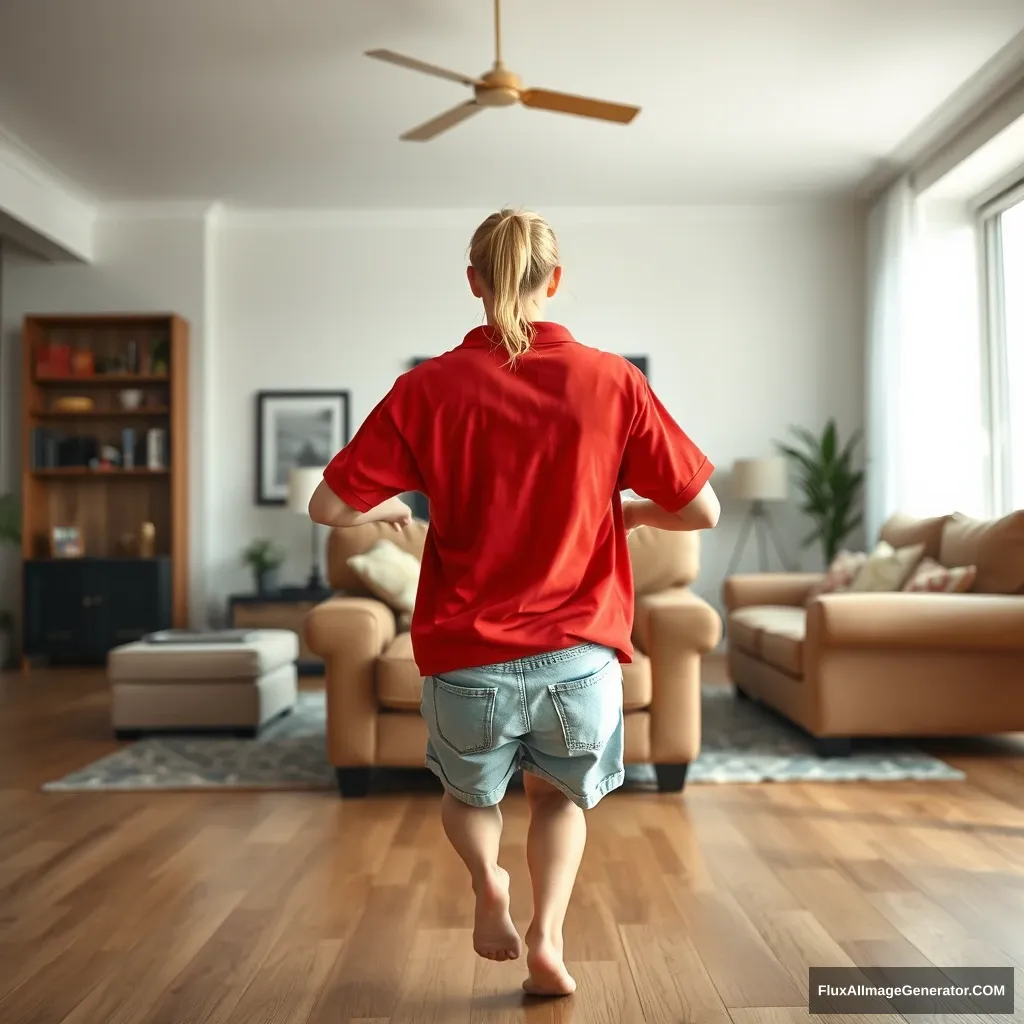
[
  {"x1": 880, "y1": 513, "x2": 950, "y2": 561},
  {"x1": 939, "y1": 511, "x2": 1024, "y2": 594},
  {"x1": 375, "y1": 632, "x2": 652, "y2": 713},
  {"x1": 759, "y1": 616, "x2": 806, "y2": 677},
  {"x1": 727, "y1": 606, "x2": 806, "y2": 658}
]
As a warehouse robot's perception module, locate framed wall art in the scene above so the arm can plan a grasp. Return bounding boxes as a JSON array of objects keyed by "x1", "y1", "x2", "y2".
[{"x1": 256, "y1": 391, "x2": 350, "y2": 506}]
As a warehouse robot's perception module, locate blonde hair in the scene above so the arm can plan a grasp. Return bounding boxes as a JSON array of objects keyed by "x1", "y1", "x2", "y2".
[{"x1": 469, "y1": 208, "x2": 559, "y2": 361}]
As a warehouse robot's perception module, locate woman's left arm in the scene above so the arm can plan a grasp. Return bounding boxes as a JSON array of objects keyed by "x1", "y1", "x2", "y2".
[{"x1": 308, "y1": 480, "x2": 412, "y2": 531}]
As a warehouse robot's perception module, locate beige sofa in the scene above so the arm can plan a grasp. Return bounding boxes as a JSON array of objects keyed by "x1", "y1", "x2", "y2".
[
  {"x1": 306, "y1": 520, "x2": 721, "y2": 796},
  {"x1": 724, "y1": 511, "x2": 1024, "y2": 755}
]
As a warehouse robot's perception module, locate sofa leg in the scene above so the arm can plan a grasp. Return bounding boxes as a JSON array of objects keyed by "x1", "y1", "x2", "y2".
[
  {"x1": 813, "y1": 737, "x2": 852, "y2": 758},
  {"x1": 335, "y1": 767, "x2": 371, "y2": 798},
  {"x1": 654, "y1": 763, "x2": 689, "y2": 793}
]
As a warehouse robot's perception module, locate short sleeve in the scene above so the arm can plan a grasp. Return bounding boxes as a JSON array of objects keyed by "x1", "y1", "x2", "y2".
[
  {"x1": 322, "y1": 387, "x2": 425, "y2": 513},
  {"x1": 618, "y1": 378, "x2": 713, "y2": 512}
]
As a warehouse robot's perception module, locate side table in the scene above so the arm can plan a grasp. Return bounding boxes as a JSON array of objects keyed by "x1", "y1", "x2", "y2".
[{"x1": 227, "y1": 587, "x2": 333, "y2": 675}]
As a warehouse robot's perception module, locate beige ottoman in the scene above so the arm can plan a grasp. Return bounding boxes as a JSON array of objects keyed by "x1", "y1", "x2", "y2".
[{"x1": 108, "y1": 629, "x2": 299, "y2": 738}]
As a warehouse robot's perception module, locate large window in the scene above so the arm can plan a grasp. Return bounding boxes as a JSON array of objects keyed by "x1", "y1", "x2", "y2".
[{"x1": 982, "y1": 188, "x2": 1024, "y2": 514}]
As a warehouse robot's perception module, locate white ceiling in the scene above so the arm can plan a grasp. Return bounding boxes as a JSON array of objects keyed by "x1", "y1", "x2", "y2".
[{"x1": 1, "y1": 0, "x2": 1023, "y2": 207}]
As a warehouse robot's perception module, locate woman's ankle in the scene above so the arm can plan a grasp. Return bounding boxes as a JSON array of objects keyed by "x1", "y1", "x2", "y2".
[{"x1": 525, "y1": 921, "x2": 563, "y2": 951}]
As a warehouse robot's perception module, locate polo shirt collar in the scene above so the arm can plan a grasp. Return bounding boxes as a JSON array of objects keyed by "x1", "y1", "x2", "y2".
[{"x1": 462, "y1": 322, "x2": 575, "y2": 349}]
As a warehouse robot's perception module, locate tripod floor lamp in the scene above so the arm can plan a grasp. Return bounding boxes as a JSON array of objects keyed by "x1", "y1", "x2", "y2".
[{"x1": 726, "y1": 456, "x2": 793, "y2": 576}]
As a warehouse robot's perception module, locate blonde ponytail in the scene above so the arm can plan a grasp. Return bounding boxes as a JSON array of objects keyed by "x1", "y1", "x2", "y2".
[{"x1": 469, "y1": 209, "x2": 559, "y2": 362}]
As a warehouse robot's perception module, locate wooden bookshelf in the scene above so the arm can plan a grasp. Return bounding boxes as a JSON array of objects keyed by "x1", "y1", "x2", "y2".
[{"x1": 21, "y1": 314, "x2": 190, "y2": 645}]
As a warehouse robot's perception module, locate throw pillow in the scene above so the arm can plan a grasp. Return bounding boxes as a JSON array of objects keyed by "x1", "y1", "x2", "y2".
[
  {"x1": 902, "y1": 557, "x2": 976, "y2": 594},
  {"x1": 346, "y1": 540, "x2": 420, "y2": 613},
  {"x1": 848, "y1": 540, "x2": 925, "y2": 592},
  {"x1": 805, "y1": 550, "x2": 869, "y2": 604}
]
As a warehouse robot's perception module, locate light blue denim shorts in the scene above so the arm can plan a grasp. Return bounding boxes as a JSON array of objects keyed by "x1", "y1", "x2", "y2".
[{"x1": 421, "y1": 643, "x2": 624, "y2": 810}]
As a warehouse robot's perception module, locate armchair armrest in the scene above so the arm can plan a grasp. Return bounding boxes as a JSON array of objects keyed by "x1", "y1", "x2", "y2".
[
  {"x1": 634, "y1": 587, "x2": 722, "y2": 763},
  {"x1": 634, "y1": 587, "x2": 721, "y2": 656},
  {"x1": 723, "y1": 573, "x2": 824, "y2": 611},
  {"x1": 808, "y1": 593, "x2": 1024, "y2": 650},
  {"x1": 305, "y1": 597, "x2": 397, "y2": 765}
]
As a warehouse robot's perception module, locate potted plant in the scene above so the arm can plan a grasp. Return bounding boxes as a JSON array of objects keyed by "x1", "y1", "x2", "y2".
[
  {"x1": 0, "y1": 494, "x2": 20, "y2": 670},
  {"x1": 776, "y1": 419, "x2": 864, "y2": 566},
  {"x1": 241, "y1": 538, "x2": 285, "y2": 594}
]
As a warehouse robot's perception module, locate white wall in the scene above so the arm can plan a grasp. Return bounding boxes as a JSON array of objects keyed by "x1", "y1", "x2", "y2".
[
  {"x1": 1, "y1": 202, "x2": 864, "y2": 635},
  {"x1": 211, "y1": 204, "x2": 865, "y2": 617},
  {"x1": 0, "y1": 209, "x2": 213, "y2": 628}
]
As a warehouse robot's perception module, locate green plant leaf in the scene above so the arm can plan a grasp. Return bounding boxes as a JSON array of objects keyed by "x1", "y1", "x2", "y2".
[{"x1": 821, "y1": 419, "x2": 837, "y2": 463}]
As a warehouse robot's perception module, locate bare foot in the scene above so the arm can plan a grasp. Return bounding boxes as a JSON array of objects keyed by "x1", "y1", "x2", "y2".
[
  {"x1": 523, "y1": 937, "x2": 576, "y2": 997},
  {"x1": 473, "y1": 867, "x2": 521, "y2": 961}
]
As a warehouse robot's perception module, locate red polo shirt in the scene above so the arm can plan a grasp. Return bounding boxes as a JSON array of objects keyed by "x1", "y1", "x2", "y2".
[{"x1": 323, "y1": 322, "x2": 712, "y2": 675}]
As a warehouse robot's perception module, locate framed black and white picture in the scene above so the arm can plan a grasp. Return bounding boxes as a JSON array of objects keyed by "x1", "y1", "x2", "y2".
[{"x1": 256, "y1": 391, "x2": 350, "y2": 505}]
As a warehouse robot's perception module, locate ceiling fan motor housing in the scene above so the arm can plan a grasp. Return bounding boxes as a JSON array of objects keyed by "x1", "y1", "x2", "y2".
[{"x1": 475, "y1": 65, "x2": 521, "y2": 107}]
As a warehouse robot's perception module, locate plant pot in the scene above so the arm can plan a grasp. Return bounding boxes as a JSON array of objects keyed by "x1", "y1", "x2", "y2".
[{"x1": 255, "y1": 568, "x2": 280, "y2": 595}]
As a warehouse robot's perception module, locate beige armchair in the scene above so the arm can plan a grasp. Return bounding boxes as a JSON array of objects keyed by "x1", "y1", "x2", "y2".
[{"x1": 306, "y1": 520, "x2": 721, "y2": 797}]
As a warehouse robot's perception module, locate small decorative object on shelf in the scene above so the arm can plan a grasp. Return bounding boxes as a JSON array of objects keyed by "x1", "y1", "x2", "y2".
[
  {"x1": 121, "y1": 428, "x2": 136, "y2": 469},
  {"x1": 119, "y1": 388, "x2": 143, "y2": 409},
  {"x1": 50, "y1": 396, "x2": 94, "y2": 413},
  {"x1": 139, "y1": 522, "x2": 156, "y2": 558},
  {"x1": 71, "y1": 344, "x2": 95, "y2": 377},
  {"x1": 146, "y1": 427, "x2": 168, "y2": 469},
  {"x1": 126, "y1": 338, "x2": 139, "y2": 374},
  {"x1": 151, "y1": 336, "x2": 170, "y2": 375},
  {"x1": 242, "y1": 538, "x2": 286, "y2": 594},
  {"x1": 50, "y1": 525, "x2": 84, "y2": 558}
]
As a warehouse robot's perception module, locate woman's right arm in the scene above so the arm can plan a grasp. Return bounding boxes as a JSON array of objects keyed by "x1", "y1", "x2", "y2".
[{"x1": 624, "y1": 481, "x2": 721, "y2": 532}]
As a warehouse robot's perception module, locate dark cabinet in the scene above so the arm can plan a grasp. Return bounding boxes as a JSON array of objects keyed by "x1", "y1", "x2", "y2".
[{"x1": 24, "y1": 558, "x2": 172, "y2": 664}]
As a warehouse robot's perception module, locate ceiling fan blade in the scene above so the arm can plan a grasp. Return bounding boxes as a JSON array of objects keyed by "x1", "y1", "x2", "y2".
[
  {"x1": 519, "y1": 88, "x2": 640, "y2": 125},
  {"x1": 401, "y1": 101, "x2": 484, "y2": 142},
  {"x1": 365, "y1": 49, "x2": 482, "y2": 87}
]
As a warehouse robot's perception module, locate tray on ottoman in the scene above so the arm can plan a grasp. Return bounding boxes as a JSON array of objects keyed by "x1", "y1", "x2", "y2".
[{"x1": 108, "y1": 628, "x2": 299, "y2": 738}]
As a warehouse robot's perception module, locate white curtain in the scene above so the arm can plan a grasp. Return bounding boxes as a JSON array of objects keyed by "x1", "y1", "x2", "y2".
[
  {"x1": 865, "y1": 178, "x2": 990, "y2": 543},
  {"x1": 864, "y1": 176, "x2": 916, "y2": 543}
]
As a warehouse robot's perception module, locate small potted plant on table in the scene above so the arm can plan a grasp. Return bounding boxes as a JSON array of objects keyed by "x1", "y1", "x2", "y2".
[{"x1": 242, "y1": 538, "x2": 285, "y2": 595}]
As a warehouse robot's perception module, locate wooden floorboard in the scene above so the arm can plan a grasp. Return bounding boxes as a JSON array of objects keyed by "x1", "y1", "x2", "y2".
[{"x1": 1, "y1": 659, "x2": 1023, "y2": 1023}]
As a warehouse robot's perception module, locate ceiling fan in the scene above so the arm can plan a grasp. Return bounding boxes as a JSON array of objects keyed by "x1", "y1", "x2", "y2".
[{"x1": 365, "y1": 0, "x2": 641, "y2": 141}]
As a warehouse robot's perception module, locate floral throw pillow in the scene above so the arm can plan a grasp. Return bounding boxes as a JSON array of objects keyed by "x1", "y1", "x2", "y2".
[
  {"x1": 902, "y1": 557, "x2": 977, "y2": 594},
  {"x1": 805, "y1": 550, "x2": 868, "y2": 605}
]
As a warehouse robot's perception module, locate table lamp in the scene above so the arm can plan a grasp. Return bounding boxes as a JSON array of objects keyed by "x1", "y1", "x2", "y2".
[
  {"x1": 288, "y1": 467, "x2": 327, "y2": 591},
  {"x1": 726, "y1": 456, "x2": 792, "y2": 575}
]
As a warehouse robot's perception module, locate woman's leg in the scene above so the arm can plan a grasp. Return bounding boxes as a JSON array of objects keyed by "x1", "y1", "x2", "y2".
[
  {"x1": 440, "y1": 792, "x2": 521, "y2": 961},
  {"x1": 522, "y1": 773, "x2": 586, "y2": 996}
]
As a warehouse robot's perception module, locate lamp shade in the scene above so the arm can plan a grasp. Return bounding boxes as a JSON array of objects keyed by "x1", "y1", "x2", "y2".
[
  {"x1": 731, "y1": 456, "x2": 788, "y2": 502},
  {"x1": 287, "y1": 467, "x2": 326, "y2": 515}
]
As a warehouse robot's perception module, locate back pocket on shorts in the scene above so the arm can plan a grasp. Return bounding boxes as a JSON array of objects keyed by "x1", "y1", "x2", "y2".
[
  {"x1": 431, "y1": 677, "x2": 497, "y2": 755},
  {"x1": 547, "y1": 661, "x2": 622, "y2": 752}
]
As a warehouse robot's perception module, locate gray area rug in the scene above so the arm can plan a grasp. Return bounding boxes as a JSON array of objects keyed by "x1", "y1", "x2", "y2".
[{"x1": 43, "y1": 686, "x2": 964, "y2": 792}]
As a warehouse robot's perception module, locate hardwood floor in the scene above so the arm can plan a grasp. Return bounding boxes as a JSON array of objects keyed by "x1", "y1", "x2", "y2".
[{"x1": 2, "y1": 659, "x2": 1024, "y2": 1023}]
